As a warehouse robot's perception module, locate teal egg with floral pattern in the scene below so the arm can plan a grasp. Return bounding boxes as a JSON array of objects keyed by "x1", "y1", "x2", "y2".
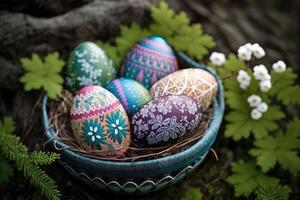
[
  {"x1": 70, "y1": 85, "x2": 131, "y2": 155},
  {"x1": 66, "y1": 42, "x2": 116, "y2": 92},
  {"x1": 106, "y1": 78, "x2": 152, "y2": 117}
]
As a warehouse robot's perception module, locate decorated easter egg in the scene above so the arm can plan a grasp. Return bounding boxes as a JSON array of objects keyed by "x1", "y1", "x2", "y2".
[
  {"x1": 150, "y1": 68, "x2": 218, "y2": 110},
  {"x1": 70, "y1": 85, "x2": 131, "y2": 155},
  {"x1": 66, "y1": 42, "x2": 116, "y2": 92},
  {"x1": 119, "y1": 36, "x2": 178, "y2": 89},
  {"x1": 132, "y1": 95, "x2": 202, "y2": 147},
  {"x1": 106, "y1": 78, "x2": 152, "y2": 117}
]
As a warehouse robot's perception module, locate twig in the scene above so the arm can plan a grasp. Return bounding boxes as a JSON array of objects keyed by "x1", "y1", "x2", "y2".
[
  {"x1": 47, "y1": 90, "x2": 214, "y2": 162},
  {"x1": 21, "y1": 92, "x2": 43, "y2": 142}
]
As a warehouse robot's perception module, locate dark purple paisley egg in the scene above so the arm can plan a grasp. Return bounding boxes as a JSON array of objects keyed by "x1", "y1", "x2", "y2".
[{"x1": 131, "y1": 95, "x2": 202, "y2": 147}]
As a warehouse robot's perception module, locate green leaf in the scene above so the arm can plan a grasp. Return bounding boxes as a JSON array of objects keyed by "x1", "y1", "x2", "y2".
[
  {"x1": 269, "y1": 68, "x2": 300, "y2": 105},
  {"x1": 20, "y1": 52, "x2": 65, "y2": 99},
  {"x1": 225, "y1": 106, "x2": 285, "y2": 140},
  {"x1": 275, "y1": 85, "x2": 300, "y2": 105},
  {"x1": 150, "y1": 1, "x2": 215, "y2": 59},
  {"x1": 115, "y1": 23, "x2": 151, "y2": 62},
  {"x1": 0, "y1": 154, "x2": 13, "y2": 185},
  {"x1": 224, "y1": 91, "x2": 250, "y2": 111},
  {"x1": 255, "y1": 184, "x2": 291, "y2": 200},
  {"x1": 170, "y1": 24, "x2": 215, "y2": 59},
  {"x1": 179, "y1": 187, "x2": 203, "y2": 200},
  {"x1": 0, "y1": 117, "x2": 15, "y2": 134},
  {"x1": 226, "y1": 160, "x2": 279, "y2": 197},
  {"x1": 286, "y1": 119, "x2": 300, "y2": 138},
  {"x1": 149, "y1": 1, "x2": 189, "y2": 38},
  {"x1": 30, "y1": 152, "x2": 60, "y2": 166},
  {"x1": 218, "y1": 54, "x2": 246, "y2": 79},
  {"x1": 249, "y1": 119, "x2": 300, "y2": 175}
]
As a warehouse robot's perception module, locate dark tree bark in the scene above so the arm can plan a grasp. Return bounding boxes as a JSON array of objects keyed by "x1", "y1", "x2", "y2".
[{"x1": 0, "y1": 0, "x2": 156, "y2": 133}]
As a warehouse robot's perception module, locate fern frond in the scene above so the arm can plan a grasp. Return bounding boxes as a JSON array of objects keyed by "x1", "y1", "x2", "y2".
[
  {"x1": 0, "y1": 131, "x2": 60, "y2": 200},
  {"x1": 30, "y1": 151, "x2": 60, "y2": 166},
  {"x1": 20, "y1": 158, "x2": 61, "y2": 200},
  {"x1": 255, "y1": 184, "x2": 291, "y2": 200},
  {"x1": 0, "y1": 154, "x2": 13, "y2": 184},
  {"x1": 0, "y1": 117, "x2": 15, "y2": 134}
]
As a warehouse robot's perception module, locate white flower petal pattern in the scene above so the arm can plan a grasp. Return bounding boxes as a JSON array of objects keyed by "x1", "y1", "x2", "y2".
[{"x1": 132, "y1": 95, "x2": 201, "y2": 147}]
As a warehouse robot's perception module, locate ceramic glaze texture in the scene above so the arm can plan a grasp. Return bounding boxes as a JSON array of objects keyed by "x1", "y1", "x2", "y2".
[
  {"x1": 106, "y1": 78, "x2": 151, "y2": 117},
  {"x1": 66, "y1": 42, "x2": 115, "y2": 92},
  {"x1": 119, "y1": 36, "x2": 178, "y2": 89},
  {"x1": 150, "y1": 68, "x2": 218, "y2": 110},
  {"x1": 70, "y1": 85, "x2": 131, "y2": 155},
  {"x1": 132, "y1": 95, "x2": 202, "y2": 147}
]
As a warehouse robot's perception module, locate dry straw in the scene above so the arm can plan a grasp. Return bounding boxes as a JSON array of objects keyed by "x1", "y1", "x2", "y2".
[{"x1": 47, "y1": 90, "x2": 213, "y2": 162}]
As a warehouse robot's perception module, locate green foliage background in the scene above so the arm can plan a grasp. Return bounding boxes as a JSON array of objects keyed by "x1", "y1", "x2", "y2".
[{"x1": 209, "y1": 53, "x2": 300, "y2": 198}]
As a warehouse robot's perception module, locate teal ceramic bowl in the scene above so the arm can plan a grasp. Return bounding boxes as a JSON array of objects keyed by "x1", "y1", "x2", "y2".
[{"x1": 42, "y1": 52, "x2": 225, "y2": 194}]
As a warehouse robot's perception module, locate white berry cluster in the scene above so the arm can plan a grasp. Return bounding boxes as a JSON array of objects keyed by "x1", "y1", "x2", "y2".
[
  {"x1": 236, "y1": 64, "x2": 272, "y2": 92},
  {"x1": 253, "y1": 64, "x2": 272, "y2": 92},
  {"x1": 247, "y1": 95, "x2": 268, "y2": 120},
  {"x1": 209, "y1": 52, "x2": 226, "y2": 66},
  {"x1": 235, "y1": 43, "x2": 287, "y2": 92},
  {"x1": 237, "y1": 43, "x2": 265, "y2": 61},
  {"x1": 272, "y1": 60, "x2": 286, "y2": 73},
  {"x1": 237, "y1": 70, "x2": 251, "y2": 89},
  {"x1": 208, "y1": 43, "x2": 288, "y2": 121}
]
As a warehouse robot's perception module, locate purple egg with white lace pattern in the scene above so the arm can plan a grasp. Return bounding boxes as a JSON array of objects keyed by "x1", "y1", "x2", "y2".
[{"x1": 131, "y1": 95, "x2": 202, "y2": 147}]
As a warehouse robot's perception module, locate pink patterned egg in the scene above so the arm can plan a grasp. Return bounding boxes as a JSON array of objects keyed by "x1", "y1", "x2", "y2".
[
  {"x1": 119, "y1": 36, "x2": 178, "y2": 89},
  {"x1": 70, "y1": 85, "x2": 131, "y2": 155}
]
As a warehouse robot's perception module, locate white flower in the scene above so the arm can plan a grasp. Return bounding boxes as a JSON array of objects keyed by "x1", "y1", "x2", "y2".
[
  {"x1": 251, "y1": 108, "x2": 262, "y2": 120},
  {"x1": 253, "y1": 64, "x2": 270, "y2": 81},
  {"x1": 209, "y1": 52, "x2": 226, "y2": 66},
  {"x1": 238, "y1": 43, "x2": 252, "y2": 61},
  {"x1": 252, "y1": 43, "x2": 265, "y2": 59},
  {"x1": 247, "y1": 95, "x2": 262, "y2": 107},
  {"x1": 263, "y1": 74, "x2": 271, "y2": 81},
  {"x1": 259, "y1": 80, "x2": 272, "y2": 92},
  {"x1": 240, "y1": 82, "x2": 250, "y2": 90},
  {"x1": 272, "y1": 60, "x2": 286, "y2": 73},
  {"x1": 89, "y1": 69, "x2": 102, "y2": 80},
  {"x1": 256, "y1": 102, "x2": 268, "y2": 113},
  {"x1": 87, "y1": 126, "x2": 101, "y2": 142},
  {"x1": 237, "y1": 70, "x2": 251, "y2": 90},
  {"x1": 77, "y1": 76, "x2": 94, "y2": 86},
  {"x1": 237, "y1": 70, "x2": 251, "y2": 84},
  {"x1": 243, "y1": 43, "x2": 254, "y2": 53}
]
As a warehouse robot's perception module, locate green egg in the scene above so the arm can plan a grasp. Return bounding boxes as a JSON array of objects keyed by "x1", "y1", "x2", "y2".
[{"x1": 66, "y1": 41, "x2": 116, "y2": 92}]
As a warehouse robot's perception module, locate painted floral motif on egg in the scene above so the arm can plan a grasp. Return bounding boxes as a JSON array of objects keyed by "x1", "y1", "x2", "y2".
[
  {"x1": 150, "y1": 68, "x2": 218, "y2": 110},
  {"x1": 132, "y1": 95, "x2": 202, "y2": 147},
  {"x1": 119, "y1": 36, "x2": 178, "y2": 89},
  {"x1": 66, "y1": 42, "x2": 115, "y2": 92},
  {"x1": 70, "y1": 85, "x2": 131, "y2": 155},
  {"x1": 106, "y1": 78, "x2": 151, "y2": 117}
]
